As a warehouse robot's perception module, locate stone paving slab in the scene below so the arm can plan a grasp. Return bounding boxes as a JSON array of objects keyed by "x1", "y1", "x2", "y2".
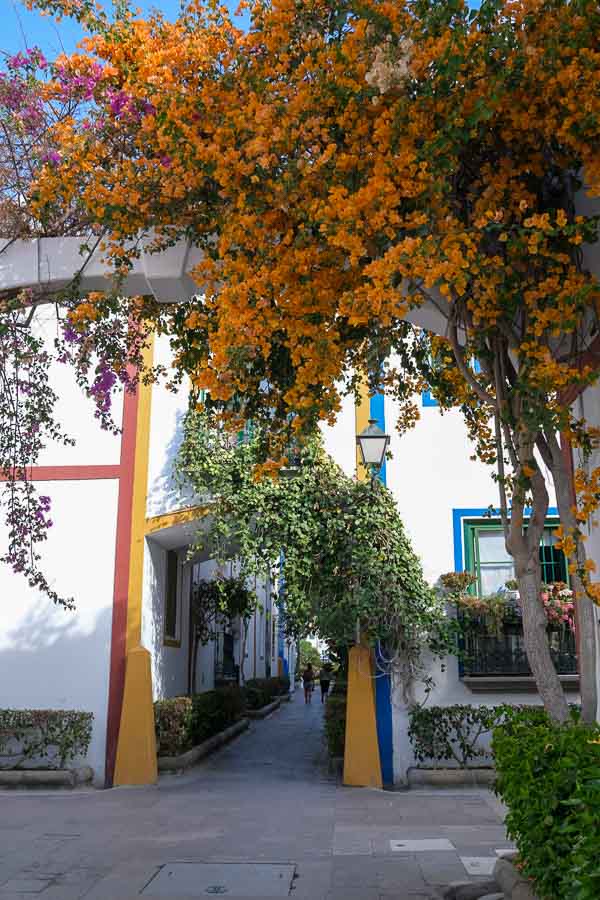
[{"x1": 0, "y1": 698, "x2": 513, "y2": 899}]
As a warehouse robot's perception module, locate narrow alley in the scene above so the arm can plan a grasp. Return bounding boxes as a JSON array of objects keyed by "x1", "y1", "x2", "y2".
[{"x1": 0, "y1": 696, "x2": 512, "y2": 899}]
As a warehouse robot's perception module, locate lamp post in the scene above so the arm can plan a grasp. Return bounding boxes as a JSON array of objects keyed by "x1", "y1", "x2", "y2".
[{"x1": 356, "y1": 418, "x2": 390, "y2": 486}]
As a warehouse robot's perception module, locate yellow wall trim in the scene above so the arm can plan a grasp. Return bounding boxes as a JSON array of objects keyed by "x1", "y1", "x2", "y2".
[
  {"x1": 343, "y1": 644, "x2": 383, "y2": 788},
  {"x1": 114, "y1": 647, "x2": 157, "y2": 786},
  {"x1": 355, "y1": 378, "x2": 371, "y2": 482},
  {"x1": 114, "y1": 335, "x2": 157, "y2": 787},
  {"x1": 145, "y1": 504, "x2": 209, "y2": 535}
]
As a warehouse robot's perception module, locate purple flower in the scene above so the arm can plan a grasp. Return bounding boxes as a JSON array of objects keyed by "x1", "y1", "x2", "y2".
[{"x1": 41, "y1": 150, "x2": 61, "y2": 166}]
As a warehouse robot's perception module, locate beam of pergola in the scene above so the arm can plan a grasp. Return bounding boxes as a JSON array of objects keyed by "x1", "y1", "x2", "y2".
[{"x1": 0, "y1": 235, "x2": 453, "y2": 337}]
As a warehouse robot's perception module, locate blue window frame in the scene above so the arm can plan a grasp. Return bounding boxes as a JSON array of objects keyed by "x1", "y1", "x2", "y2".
[{"x1": 422, "y1": 389, "x2": 439, "y2": 407}]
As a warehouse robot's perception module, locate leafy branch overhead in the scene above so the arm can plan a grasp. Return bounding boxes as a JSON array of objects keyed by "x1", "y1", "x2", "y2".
[{"x1": 178, "y1": 410, "x2": 455, "y2": 688}]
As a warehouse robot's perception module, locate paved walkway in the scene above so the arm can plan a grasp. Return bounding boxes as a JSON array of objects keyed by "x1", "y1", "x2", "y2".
[{"x1": 0, "y1": 695, "x2": 513, "y2": 899}]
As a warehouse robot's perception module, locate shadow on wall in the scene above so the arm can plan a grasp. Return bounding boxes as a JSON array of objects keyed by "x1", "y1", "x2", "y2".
[
  {"x1": 148, "y1": 405, "x2": 206, "y2": 518},
  {"x1": 0, "y1": 603, "x2": 113, "y2": 784}
]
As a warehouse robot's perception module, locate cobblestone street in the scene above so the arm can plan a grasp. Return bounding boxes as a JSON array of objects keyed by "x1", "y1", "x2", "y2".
[{"x1": 0, "y1": 696, "x2": 513, "y2": 899}]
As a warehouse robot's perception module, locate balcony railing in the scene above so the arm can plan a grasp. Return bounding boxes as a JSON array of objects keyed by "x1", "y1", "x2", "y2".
[{"x1": 463, "y1": 627, "x2": 577, "y2": 677}]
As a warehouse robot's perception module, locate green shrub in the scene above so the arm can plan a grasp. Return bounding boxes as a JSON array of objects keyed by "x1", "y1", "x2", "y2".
[
  {"x1": 493, "y1": 710, "x2": 600, "y2": 900},
  {"x1": 330, "y1": 679, "x2": 347, "y2": 697},
  {"x1": 155, "y1": 687, "x2": 246, "y2": 756},
  {"x1": 243, "y1": 676, "x2": 289, "y2": 710},
  {"x1": 191, "y1": 686, "x2": 245, "y2": 744},
  {"x1": 324, "y1": 695, "x2": 346, "y2": 758},
  {"x1": 274, "y1": 674, "x2": 291, "y2": 695},
  {"x1": 407, "y1": 704, "x2": 553, "y2": 769},
  {"x1": 154, "y1": 697, "x2": 193, "y2": 757},
  {"x1": 0, "y1": 708, "x2": 93, "y2": 769}
]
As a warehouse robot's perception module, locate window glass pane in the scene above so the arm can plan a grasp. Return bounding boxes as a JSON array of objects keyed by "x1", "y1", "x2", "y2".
[
  {"x1": 480, "y1": 564, "x2": 515, "y2": 595},
  {"x1": 477, "y1": 530, "x2": 511, "y2": 563},
  {"x1": 165, "y1": 550, "x2": 178, "y2": 639}
]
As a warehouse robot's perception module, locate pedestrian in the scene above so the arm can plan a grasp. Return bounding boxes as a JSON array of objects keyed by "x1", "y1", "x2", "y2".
[
  {"x1": 302, "y1": 662, "x2": 315, "y2": 704},
  {"x1": 319, "y1": 663, "x2": 332, "y2": 703}
]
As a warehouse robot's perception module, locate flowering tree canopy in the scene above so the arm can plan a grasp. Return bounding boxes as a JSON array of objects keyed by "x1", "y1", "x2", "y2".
[{"x1": 1, "y1": 0, "x2": 600, "y2": 719}]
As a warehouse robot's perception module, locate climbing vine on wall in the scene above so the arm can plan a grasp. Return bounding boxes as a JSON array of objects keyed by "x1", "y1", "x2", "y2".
[{"x1": 178, "y1": 409, "x2": 456, "y2": 692}]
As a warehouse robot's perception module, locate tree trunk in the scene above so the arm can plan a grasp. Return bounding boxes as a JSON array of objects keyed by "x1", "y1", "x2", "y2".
[
  {"x1": 516, "y1": 564, "x2": 570, "y2": 723},
  {"x1": 551, "y1": 447, "x2": 598, "y2": 723}
]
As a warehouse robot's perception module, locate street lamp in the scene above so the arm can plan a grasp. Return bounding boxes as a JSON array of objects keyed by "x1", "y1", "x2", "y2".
[{"x1": 356, "y1": 418, "x2": 390, "y2": 484}]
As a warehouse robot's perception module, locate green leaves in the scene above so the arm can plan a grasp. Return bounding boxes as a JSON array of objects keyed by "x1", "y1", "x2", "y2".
[
  {"x1": 493, "y1": 710, "x2": 600, "y2": 900},
  {"x1": 178, "y1": 410, "x2": 453, "y2": 684},
  {"x1": 0, "y1": 708, "x2": 93, "y2": 769}
]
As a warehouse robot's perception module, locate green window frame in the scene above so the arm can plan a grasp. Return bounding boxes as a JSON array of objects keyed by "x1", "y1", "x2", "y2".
[{"x1": 464, "y1": 519, "x2": 568, "y2": 596}]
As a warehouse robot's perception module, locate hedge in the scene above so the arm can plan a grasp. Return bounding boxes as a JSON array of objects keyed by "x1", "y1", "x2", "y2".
[
  {"x1": 324, "y1": 695, "x2": 346, "y2": 758},
  {"x1": 408, "y1": 703, "x2": 549, "y2": 768},
  {"x1": 493, "y1": 709, "x2": 600, "y2": 900},
  {"x1": 0, "y1": 709, "x2": 93, "y2": 769},
  {"x1": 191, "y1": 686, "x2": 246, "y2": 744},
  {"x1": 154, "y1": 686, "x2": 246, "y2": 757},
  {"x1": 243, "y1": 676, "x2": 290, "y2": 710},
  {"x1": 154, "y1": 697, "x2": 193, "y2": 757}
]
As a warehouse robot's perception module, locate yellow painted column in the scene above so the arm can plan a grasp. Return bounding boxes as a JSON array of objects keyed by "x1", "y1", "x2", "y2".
[
  {"x1": 342, "y1": 378, "x2": 383, "y2": 788},
  {"x1": 355, "y1": 377, "x2": 370, "y2": 482},
  {"x1": 343, "y1": 643, "x2": 383, "y2": 788},
  {"x1": 114, "y1": 336, "x2": 158, "y2": 787}
]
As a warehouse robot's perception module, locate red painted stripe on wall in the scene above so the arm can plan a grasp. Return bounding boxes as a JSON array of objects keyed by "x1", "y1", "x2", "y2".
[
  {"x1": 0, "y1": 465, "x2": 120, "y2": 482},
  {"x1": 104, "y1": 385, "x2": 139, "y2": 788}
]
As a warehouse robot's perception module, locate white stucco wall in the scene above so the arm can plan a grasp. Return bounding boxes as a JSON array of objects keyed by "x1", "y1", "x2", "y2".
[
  {"x1": 0, "y1": 478, "x2": 118, "y2": 784},
  {"x1": 32, "y1": 307, "x2": 123, "y2": 467},
  {"x1": 146, "y1": 334, "x2": 202, "y2": 519},
  {"x1": 142, "y1": 540, "x2": 192, "y2": 700}
]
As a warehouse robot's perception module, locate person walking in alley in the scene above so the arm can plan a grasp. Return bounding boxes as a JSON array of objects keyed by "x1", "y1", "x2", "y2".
[
  {"x1": 319, "y1": 663, "x2": 332, "y2": 702},
  {"x1": 302, "y1": 662, "x2": 315, "y2": 704}
]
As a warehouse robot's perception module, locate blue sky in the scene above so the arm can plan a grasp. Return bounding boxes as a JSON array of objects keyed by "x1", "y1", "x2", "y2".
[
  {"x1": 3, "y1": 1, "x2": 248, "y2": 58},
  {"x1": 4, "y1": 0, "x2": 479, "y2": 59}
]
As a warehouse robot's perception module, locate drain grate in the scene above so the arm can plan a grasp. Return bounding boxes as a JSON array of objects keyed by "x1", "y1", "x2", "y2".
[{"x1": 141, "y1": 863, "x2": 296, "y2": 897}]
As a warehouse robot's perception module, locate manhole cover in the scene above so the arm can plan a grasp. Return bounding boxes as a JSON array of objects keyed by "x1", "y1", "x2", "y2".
[{"x1": 141, "y1": 863, "x2": 296, "y2": 897}]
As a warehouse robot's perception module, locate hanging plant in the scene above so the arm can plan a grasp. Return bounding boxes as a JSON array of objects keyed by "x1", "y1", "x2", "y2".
[
  {"x1": 190, "y1": 575, "x2": 257, "y2": 644},
  {"x1": 540, "y1": 583, "x2": 576, "y2": 633}
]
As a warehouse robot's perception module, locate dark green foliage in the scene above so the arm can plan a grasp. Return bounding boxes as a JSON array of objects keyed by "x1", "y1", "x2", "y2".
[
  {"x1": 178, "y1": 414, "x2": 455, "y2": 685},
  {"x1": 154, "y1": 697, "x2": 193, "y2": 757},
  {"x1": 299, "y1": 639, "x2": 322, "y2": 669},
  {"x1": 330, "y1": 680, "x2": 347, "y2": 697},
  {"x1": 154, "y1": 687, "x2": 246, "y2": 756},
  {"x1": 191, "y1": 575, "x2": 257, "y2": 644},
  {"x1": 191, "y1": 686, "x2": 246, "y2": 744},
  {"x1": 243, "y1": 676, "x2": 289, "y2": 710},
  {"x1": 0, "y1": 708, "x2": 93, "y2": 769},
  {"x1": 493, "y1": 710, "x2": 600, "y2": 900},
  {"x1": 408, "y1": 704, "x2": 547, "y2": 768},
  {"x1": 324, "y1": 695, "x2": 346, "y2": 758}
]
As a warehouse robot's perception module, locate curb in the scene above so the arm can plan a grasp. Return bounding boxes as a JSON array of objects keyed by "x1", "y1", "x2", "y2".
[
  {"x1": 246, "y1": 699, "x2": 281, "y2": 719},
  {"x1": 158, "y1": 718, "x2": 250, "y2": 773},
  {"x1": 0, "y1": 766, "x2": 94, "y2": 788},
  {"x1": 494, "y1": 858, "x2": 539, "y2": 900},
  {"x1": 407, "y1": 767, "x2": 495, "y2": 788}
]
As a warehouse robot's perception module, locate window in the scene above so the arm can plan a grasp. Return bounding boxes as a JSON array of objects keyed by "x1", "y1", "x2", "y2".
[
  {"x1": 464, "y1": 521, "x2": 567, "y2": 596},
  {"x1": 461, "y1": 518, "x2": 575, "y2": 678},
  {"x1": 164, "y1": 550, "x2": 181, "y2": 645}
]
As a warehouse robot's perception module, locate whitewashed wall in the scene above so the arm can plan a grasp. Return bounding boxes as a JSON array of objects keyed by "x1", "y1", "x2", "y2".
[
  {"x1": 142, "y1": 540, "x2": 192, "y2": 700},
  {"x1": 146, "y1": 333, "x2": 202, "y2": 519},
  {"x1": 0, "y1": 479, "x2": 118, "y2": 785},
  {"x1": 0, "y1": 311, "x2": 122, "y2": 785}
]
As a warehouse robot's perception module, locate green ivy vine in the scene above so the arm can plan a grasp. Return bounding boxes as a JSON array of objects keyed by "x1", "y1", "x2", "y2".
[{"x1": 177, "y1": 409, "x2": 457, "y2": 693}]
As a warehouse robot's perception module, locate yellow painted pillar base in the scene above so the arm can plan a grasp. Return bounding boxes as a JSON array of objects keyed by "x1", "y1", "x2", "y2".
[
  {"x1": 114, "y1": 646, "x2": 158, "y2": 786},
  {"x1": 343, "y1": 644, "x2": 383, "y2": 788}
]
